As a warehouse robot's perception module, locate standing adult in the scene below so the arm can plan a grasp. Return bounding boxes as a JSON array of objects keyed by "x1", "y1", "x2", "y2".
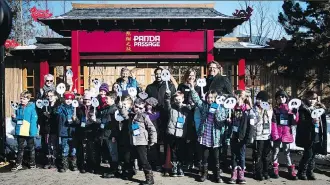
[
  {"x1": 205, "y1": 61, "x2": 233, "y2": 95},
  {"x1": 177, "y1": 69, "x2": 201, "y2": 170},
  {"x1": 37, "y1": 74, "x2": 56, "y2": 99},
  {"x1": 145, "y1": 67, "x2": 176, "y2": 167},
  {"x1": 115, "y1": 67, "x2": 140, "y2": 96}
]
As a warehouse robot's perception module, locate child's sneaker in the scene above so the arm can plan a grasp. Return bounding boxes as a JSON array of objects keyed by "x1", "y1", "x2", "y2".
[
  {"x1": 11, "y1": 164, "x2": 23, "y2": 171},
  {"x1": 29, "y1": 165, "x2": 37, "y2": 169}
]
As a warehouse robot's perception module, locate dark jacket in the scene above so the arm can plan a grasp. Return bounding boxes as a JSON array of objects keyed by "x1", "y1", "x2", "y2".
[
  {"x1": 145, "y1": 81, "x2": 176, "y2": 109},
  {"x1": 97, "y1": 104, "x2": 119, "y2": 139},
  {"x1": 297, "y1": 102, "x2": 328, "y2": 155},
  {"x1": 39, "y1": 101, "x2": 61, "y2": 135},
  {"x1": 205, "y1": 75, "x2": 233, "y2": 95},
  {"x1": 76, "y1": 105, "x2": 99, "y2": 135},
  {"x1": 229, "y1": 106, "x2": 251, "y2": 143},
  {"x1": 58, "y1": 104, "x2": 80, "y2": 138},
  {"x1": 177, "y1": 83, "x2": 201, "y2": 105}
]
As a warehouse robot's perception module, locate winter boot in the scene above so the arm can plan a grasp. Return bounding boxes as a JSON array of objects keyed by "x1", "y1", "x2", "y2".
[
  {"x1": 272, "y1": 162, "x2": 279, "y2": 179},
  {"x1": 237, "y1": 166, "x2": 246, "y2": 184},
  {"x1": 288, "y1": 165, "x2": 297, "y2": 180},
  {"x1": 122, "y1": 164, "x2": 134, "y2": 180},
  {"x1": 177, "y1": 162, "x2": 184, "y2": 177},
  {"x1": 43, "y1": 157, "x2": 51, "y2": 169},
  {"x1": 59, "y1": 157, "x2": 68, "y2": 173},
  {"x1": 263, "y1": 172, "x2": 270, "y2": 180},
  {"x1": 70, "y1": 156, "x2": 78, "y2": 171},
  {"x1": 141, "y1": 170, "x2": 155, "y2": 185},
  {"x1": 103, "y1": 162, "x2": 118, "y2": 178},
  {"x1": 50, "y1": 157, "x2": 56, "y2": 169},
  {"x1": 229, "y1": 166, "x2": 238, "y2": 184},
  {"x1": 297, "y1": 162, "x2": 308, "y2": 180},
  {"x1": 214, "y1": 164, "x2": 223, "y2": 183},
  {"x1": 171, "y1": 162, "x2": 178, "y2": 177},
  {"x1": 199, "y1": 163, "x2": 208, "y2": 182},
  {"x1": 255, "y1": 172, "x2": 264, "y2": 181},
  {"x1": 307, "y1": 159, "x2": 316, "y2": 180},
  {"x1": 29, "y1": 149, "x2": 37, "y2": 169}
]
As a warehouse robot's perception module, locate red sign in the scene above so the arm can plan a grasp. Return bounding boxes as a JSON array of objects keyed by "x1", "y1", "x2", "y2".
[{"x1": 79, "y1": 31, "x2": 205, "y2": 53}]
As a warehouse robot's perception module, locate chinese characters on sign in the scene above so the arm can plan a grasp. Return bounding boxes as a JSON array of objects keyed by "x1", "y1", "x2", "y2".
[{"x1": 125, "y1": 31, "x2": 132, "y2": 52}]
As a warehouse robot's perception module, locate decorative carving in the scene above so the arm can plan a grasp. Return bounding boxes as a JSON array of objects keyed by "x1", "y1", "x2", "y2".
[
  {"x1": 233, "y1": 6, "x2": 253, "y2": 20},
  {"x1": 30, "y1": 6, "x2": 53, "y2": 22}
]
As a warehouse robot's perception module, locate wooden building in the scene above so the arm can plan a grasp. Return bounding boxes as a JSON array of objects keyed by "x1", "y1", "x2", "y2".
[{"x1": 5, "y1": 3, "x2": 275, "y2": 117}]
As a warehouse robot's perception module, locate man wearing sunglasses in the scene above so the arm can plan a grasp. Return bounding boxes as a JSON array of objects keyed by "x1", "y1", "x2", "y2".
[{"x1": 37, "y1": 74, "x2": 56, "y2": 99}]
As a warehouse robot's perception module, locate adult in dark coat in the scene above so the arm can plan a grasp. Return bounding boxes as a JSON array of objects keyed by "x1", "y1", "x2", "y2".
[
  {"x1": 177, "y1": 69, "x2": 202, "y2": 169},
  {"x1": 205, "y1": 61, "x2": 233, "y2": 95},
  {"x1": 145, "y1": 67, "x2": 176, "y2": 144}
]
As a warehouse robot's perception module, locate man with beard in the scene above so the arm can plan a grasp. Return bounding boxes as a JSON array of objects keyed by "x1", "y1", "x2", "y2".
[{"x1": 145, "y1": 67, "x2": 176, "y2": 170}]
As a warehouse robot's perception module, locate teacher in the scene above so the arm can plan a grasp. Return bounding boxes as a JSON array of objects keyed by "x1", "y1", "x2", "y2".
[{"x1": 205, "y1": 61, "x2": 233, "y2": 95}]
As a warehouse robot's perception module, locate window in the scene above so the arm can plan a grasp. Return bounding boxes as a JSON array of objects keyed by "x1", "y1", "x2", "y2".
[{"x1": 23, "y1": 67, "x2": 36, "y2": 99}]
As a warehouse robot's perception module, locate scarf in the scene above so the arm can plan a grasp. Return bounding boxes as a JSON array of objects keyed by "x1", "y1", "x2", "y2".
[{"x1": 42, "y1": 84, "x2": 55, "y2": 96}]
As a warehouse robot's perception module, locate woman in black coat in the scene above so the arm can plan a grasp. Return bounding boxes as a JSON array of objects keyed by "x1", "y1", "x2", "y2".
[{"x1": 297, "y1": 91, "x2": 328, "y2": 181}]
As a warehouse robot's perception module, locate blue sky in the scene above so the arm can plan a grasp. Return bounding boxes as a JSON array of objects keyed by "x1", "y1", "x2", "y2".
[{"x1": 32, "y1": 1, "x2": 290, "y2": 42}]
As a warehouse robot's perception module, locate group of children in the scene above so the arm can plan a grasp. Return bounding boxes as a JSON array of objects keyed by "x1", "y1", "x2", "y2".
[{"x1": 10, "y1": 76, "x2": 328, "y2": 185}]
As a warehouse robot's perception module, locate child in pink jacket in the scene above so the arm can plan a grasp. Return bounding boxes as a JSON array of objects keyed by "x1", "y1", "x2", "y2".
[{"x1": 271, "y1": 90, "x2": 299, "y2": 180}]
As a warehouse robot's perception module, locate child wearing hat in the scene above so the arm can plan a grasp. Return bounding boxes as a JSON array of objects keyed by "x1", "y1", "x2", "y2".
[
  {"x1": 250, "y1": 91, "x2": 272, "y2": 181},
  {"x1": 57, "y1": 91, "x2": 79, "y2": 172},
  {"x1": 271, "y1": 90, "x2": 298, "y2": 180}
]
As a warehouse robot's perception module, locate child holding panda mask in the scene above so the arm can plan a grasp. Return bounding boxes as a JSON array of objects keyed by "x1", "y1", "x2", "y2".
[{"x1": 189, "y1": 84, "x2": 228, "y2": 183}]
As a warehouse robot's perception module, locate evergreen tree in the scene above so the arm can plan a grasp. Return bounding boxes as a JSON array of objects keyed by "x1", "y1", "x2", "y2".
[{"x1": 268, "y1": 1, "x2": 330, "y2": 94}]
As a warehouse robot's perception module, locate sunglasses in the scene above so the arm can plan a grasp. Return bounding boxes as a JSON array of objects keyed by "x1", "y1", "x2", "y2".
[
  {"x1": 135, "y1": 105, "x2": 144, "y2": 110},
  {"x1": 46, "y1": 80, "x2": 53, "y2": 82}
]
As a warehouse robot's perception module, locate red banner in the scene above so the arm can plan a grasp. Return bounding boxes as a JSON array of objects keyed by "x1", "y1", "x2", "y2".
[{"x1": 78, "y1": 31, "x2": 205, "y2": 53}]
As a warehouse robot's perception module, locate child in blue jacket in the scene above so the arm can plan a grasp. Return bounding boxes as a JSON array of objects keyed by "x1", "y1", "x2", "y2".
[
  {"x1": 11, "y1": 90, "x2": 38, "y2": 171},
  {"x1": 58, "y1": 91, "x2": 80, "y2": 172}
]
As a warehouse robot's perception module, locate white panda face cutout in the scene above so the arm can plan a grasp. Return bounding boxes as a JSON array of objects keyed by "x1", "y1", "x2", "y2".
[
  {"x1": 196, "y1": 78, "x2": 207, "y2": 87},
  {"x1": 117, "y1": 91, "x2": 123, "y2": 97},
  {"x1": 10, "y1": 101, "x2": 19, "y2": 110},
  {"x1": 42, "y1": 100, "x2": 49, "y2": 107},
  {"x1": 161, "y1": 69, "x2": 171, "y2": 81},
  {"x1": 138, "y1": 92, "x2": 148, "y2": 100},
  {"x1": 36, "y1": 99, "x2": 44, "y2": 109},
  {"x1": 128, "y1": 87, "x2": 137, "y2": 97},
  {"x1": 91, "y1": 97, "x2": 100, "y2": 107},
  {"x1": 72, "y1": 100, "x2": 79, "y2": 108},
  {"x1": 288, "y1": 98, "x2": 301, "y2": 110},
  {"x1": 92, "y1": 78, "x2": 101, "y2": 88},
  {"x1": 115, "y1": 110, "x2": 124, "y2": 122},
  {"x1": 216, "y1": 95, "x2": 226, "y2": 105},
  {"x1": 311, "y1": 108, "x2": 325, "y2": 119},
  {"x1": 260, "y1": 102, "x2": 270, "y2": 110},
  {"x1": 224, "y1": 97, "x2": 237, "y2": 109},
  {"x1": 66, "y1": 69, "x2": 73, "y2": 78},
  {"x1": 56, "y1": 83, "x2": 66, "y2": 95},
  {"x1": 113, "y1": 84, "x2": 121, "y2": 93}
]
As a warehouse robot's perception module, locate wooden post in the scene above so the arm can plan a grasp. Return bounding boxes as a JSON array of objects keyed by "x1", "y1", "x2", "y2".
[{"x1": 71, "y1": 31, "x2": 81, "y2": 93}]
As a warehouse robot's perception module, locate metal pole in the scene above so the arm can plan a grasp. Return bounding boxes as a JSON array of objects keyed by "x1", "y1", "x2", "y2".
[{"x1": 0, "y1": 45, "x2": 6, "y2": 161}]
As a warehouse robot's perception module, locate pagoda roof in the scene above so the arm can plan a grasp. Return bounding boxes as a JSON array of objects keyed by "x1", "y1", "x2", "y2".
[{"x1": 39, "y1": 3, "x2": 246, "y2": 37}]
